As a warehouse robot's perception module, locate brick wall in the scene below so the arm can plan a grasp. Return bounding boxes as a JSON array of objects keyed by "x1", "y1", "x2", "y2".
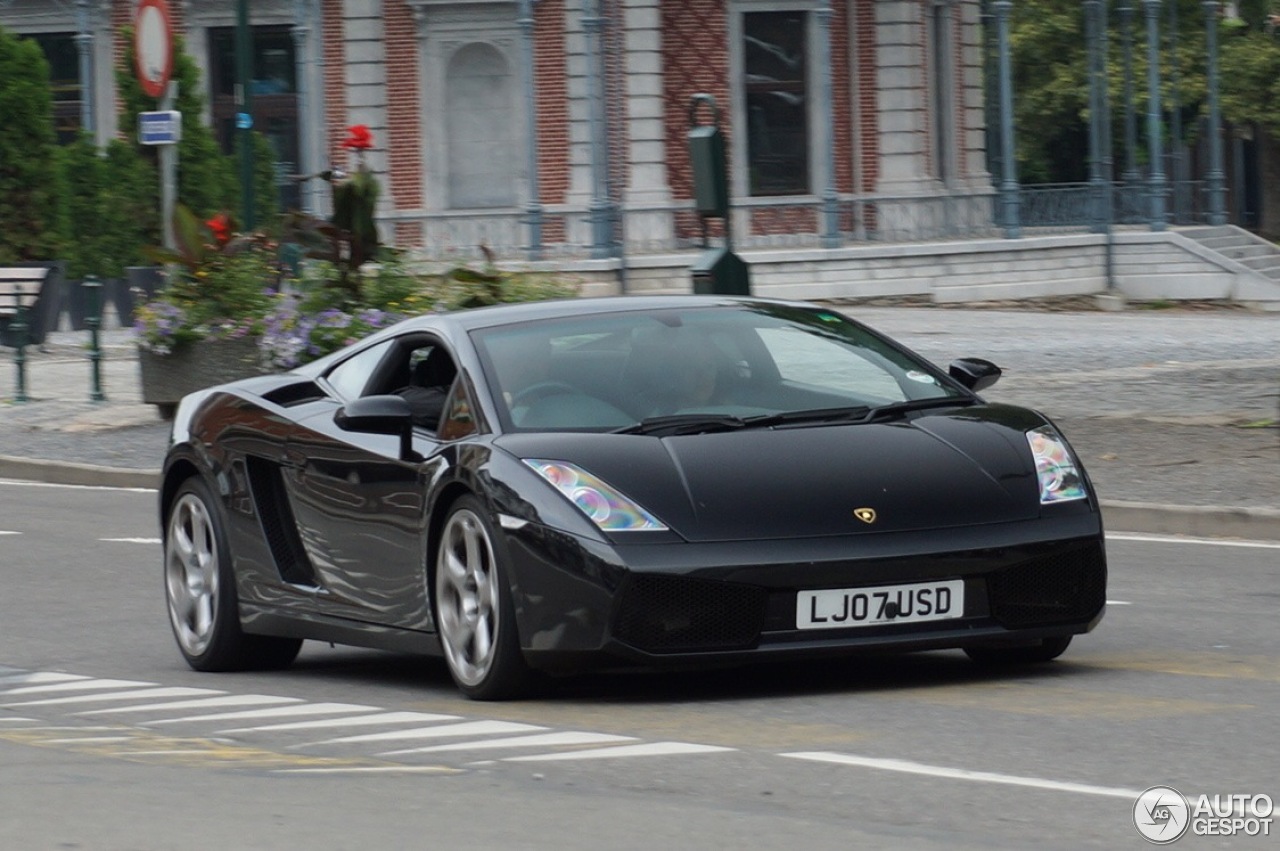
[
  {"x1": 536, "y1": 0, "x2": 569, "y2": 207},
  {"x1": 384, "y1": 1, "x2": 421, "y2": 222},
  {"x1": 854, "y1": 0, "x2": 878, "y2": 193},
  {"x1": 662, "y1": 0, "x2": 730, "y2": 204},
  {"x1": 322, "y1": 0, "x2": 346, "y2": 165}
]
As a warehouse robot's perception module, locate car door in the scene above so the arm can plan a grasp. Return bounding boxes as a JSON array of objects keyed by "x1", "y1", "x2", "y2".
[{"x1": 279, "y1": 334, "x2": 456, "y2": 630}]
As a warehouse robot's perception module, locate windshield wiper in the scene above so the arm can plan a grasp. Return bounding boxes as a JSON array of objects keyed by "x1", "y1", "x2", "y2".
[
  {"x1": 613, "y1": 398, "x2": 976, "y2": 437},
  {"x1": 612, "y1": 413, "x2": 748, "y2": 436},
  {"x1": 742, "y1": 399, "x2": 974, "y2": 429},
  {"x1": 859, "y1": 396, "x2": 977, "y2": 422},
  {"x1": 739, "y1": 406, "x2": 872, "y2": 429}
]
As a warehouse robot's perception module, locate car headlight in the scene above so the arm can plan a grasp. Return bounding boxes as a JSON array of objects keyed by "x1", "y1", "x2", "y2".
[
  {"x1": 523, "y1": 460, "x2": 668, "y2": 531},
  {"x1": 1026, "y1": 426, "x2": 1087, "y2": 504}
]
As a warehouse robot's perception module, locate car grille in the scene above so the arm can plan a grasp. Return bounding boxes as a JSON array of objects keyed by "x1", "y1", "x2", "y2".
[
  {"x1": 987, "y1": 543, "x2": 1107, "y2": 628},
  {"x1": 612, "y1": 574, "x2": 767, "y2": 654}
]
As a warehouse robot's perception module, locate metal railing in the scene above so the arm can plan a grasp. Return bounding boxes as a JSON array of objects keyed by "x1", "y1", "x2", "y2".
[{"x1": 386, "y1": 180, "x2": 1217, "y2": 262}]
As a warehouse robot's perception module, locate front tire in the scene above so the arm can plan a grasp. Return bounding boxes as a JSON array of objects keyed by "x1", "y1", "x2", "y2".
[
  {"x1": 164, "y1": 477, "x2": 301, "y2": 671},
  {"x1": 964, "y1": 636, "x2": 1072, "y2": 666},
  {"x1": 434, "y1": 496, "x2": 534, "y2": 699}
]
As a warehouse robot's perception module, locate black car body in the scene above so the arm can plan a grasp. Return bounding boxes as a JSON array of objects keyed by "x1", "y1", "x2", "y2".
[{"x1": 160, "y1": 295, "x2": 1106, "y2": 698}]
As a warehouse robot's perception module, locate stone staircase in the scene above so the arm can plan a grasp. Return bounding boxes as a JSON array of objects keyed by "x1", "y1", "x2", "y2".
[
  {"x1": 1179, "y1": 225, "x2": 1280, "y2": 283},
  {"x1": 1172, "y1": 222, "x2": 1280, "y2": 308}
]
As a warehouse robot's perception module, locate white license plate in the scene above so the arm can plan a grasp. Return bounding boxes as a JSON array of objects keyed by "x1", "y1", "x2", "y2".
[{"x1": 796, "y1": 579, "x2": 964, "y2": 630}]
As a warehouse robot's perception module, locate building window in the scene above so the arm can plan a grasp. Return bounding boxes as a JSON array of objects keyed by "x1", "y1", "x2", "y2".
[
  {"x1": 928, "y1": 1, "x2": 955, "y2": 184},
  {"x1": 445, "y1": 42, "x2": 517, "y2": 209},
  {"x1": 743, "y1": 10, "x2": 809, "y2": 196},
  {"x1": 29, "y1": 33, "x2": 83, "y2": 144},
  {"x1": 208, "y1": 26, "x2": 300, "y2": 211}
]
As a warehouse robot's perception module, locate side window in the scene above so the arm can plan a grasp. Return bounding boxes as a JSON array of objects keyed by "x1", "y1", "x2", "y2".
[
  {"x1": 325, "y1": 339, "x2": 396, "y2": 400},
  {"x1": 389, "y1": 342, "x2": 459, "y2": 433},
  {"x1": 437, "y1": 381, "x2": 478, "y2": 441}
]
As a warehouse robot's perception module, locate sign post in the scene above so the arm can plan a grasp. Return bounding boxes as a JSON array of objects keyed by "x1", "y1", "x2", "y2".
[
  {"x1": 134, "y1": 0, "x2": 178, "y2": 250},
  {"x1": 133, "y1": 0, "x2": 173, "y2": 100}
]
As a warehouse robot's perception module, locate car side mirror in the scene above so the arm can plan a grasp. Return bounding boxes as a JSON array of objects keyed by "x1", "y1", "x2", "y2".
[
  {"x1": 948, "y1": 358, "x2": 1002, "y2": 392},
  {"x1": 335, "y1": 394, "x2": 419, "y2": 462}
]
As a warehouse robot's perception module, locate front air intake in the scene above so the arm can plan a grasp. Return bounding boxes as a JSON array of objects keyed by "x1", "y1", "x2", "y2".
[
  {"x1": 987, "y1": 543, "x2": 1107, "y2": 628},
  {"x1": 612, "y1": 574, "x2": 766, "y2": 653}
]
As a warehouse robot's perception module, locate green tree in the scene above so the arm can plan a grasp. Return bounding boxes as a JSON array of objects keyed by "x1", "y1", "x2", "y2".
[
  {"x1": 117, "y1": 32, "x2": 277, "y2": 228},
  {"x1": 57, "y1": 133, "x2": 109, "y2": 279},
  {"x1": 0, "y1": 26, "x2": 62, "y2": 262},
  {"x1": 1005, "y1": 0, "x2": 1280, "y2": 235}
]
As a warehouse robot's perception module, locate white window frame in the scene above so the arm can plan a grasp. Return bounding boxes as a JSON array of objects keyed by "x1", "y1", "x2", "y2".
[{"x1": 729, "y1": 1, "x2": 824, "y2": 201}]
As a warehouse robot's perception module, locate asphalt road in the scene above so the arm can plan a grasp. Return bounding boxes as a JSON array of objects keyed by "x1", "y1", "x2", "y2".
[{"x1": 1, "y1": 480, "x2": 1277, "y2": 850}]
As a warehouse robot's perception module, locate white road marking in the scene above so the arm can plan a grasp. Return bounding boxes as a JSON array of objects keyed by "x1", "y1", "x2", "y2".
[
  {"x1": 218, "y1": 711, "x2": 460, "y2": 735},
  {"x1": 0, "y1": 480, "x2": 155, "y2": 493},
  {"x1": 781, "y1": 752, "x2": 1144, "y2": 799},
  {"x1": 0, "y1": 531, "x2": 19, "y2": 536},
  {"x1": 0, "y1": 672, "x2": 89, "y2": 687},
  {"x1": 0, "y1": 678, "x2": 155, "y2": 697},
  {"x1": 2, "y1": 687, "x2": 218, "y2": 708},
  {"x1": 99, "y1": 537, "x2": 161, "y2": 544},
  {"x1": 1106, "y1": 600, "x2": 1132, "y2": 606},
  {"x1": 146, "y1": 702, "x2": 379, "y2": 726},
  {"x1": 0, "y1": 717, "x2": 36, "y2": 723},
  {"x1": 313, "y1": 720, "x2": 545, "y2": 746},
  {"x1": 380, "y1": 731, "x2": 637, "y2": 757},
  {"x1": 37, "y1": 736, "x2": 135, "y2": 745},
  {"x1": 1108, "y1": 532, "x2": 1280, "y2": 550},
  {"x1": 274, "y1": 766, "x2": 456, "y2": 775},
  {"x1": 505, "y1": 742, "x2": 735, "y2": 761},
  {"x1": 79, "y1": 695, "x2": 302, "y2": 716}
]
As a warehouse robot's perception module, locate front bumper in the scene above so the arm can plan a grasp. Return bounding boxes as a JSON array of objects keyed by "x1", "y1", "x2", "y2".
[{"x1": 505, "y1": 512, "x2": 1106, "y2": 671}]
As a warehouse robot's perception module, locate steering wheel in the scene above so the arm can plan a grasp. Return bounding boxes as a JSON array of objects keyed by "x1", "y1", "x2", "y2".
[{"x1": 511, "y1": 380, "x2": 579, "y2": 407}]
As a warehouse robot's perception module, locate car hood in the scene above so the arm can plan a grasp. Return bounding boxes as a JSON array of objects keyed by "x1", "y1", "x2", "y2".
[{"x1": 494, "y1": 407, "x2": 1049, "y2": 543}]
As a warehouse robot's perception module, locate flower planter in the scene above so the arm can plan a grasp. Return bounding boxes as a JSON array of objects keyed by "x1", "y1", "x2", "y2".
[{"x1": 138, "y1": 335, "x2": 270, "y2": 419}]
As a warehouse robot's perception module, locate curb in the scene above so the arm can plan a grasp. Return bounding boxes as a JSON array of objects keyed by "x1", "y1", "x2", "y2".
[
  {"x1": 3, "y1": 454, "x2": 1279, "y2": 542},
  {"x1": 1100, "y1": 500, "x2": 1280, "y2": 543},
  {"x1": 0, "y1": 456, "x2": 160, "y2": 490}
]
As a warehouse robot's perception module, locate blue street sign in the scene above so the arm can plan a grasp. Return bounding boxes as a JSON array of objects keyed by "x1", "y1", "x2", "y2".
[
  {"x1": 236, "y1": 112, "x2": 253, "y2": 130},
  {"x1": 138, "y1": 110, "x2": 182, "y2": 145}
]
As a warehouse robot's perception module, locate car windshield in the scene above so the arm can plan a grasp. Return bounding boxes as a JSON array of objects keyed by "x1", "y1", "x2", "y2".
[{"x1": 471, "y1": 303, "x2": 968, "y2": 433}]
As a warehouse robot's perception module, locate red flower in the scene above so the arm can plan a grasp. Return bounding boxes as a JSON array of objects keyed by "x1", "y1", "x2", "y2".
[
  {"x1": 206, "y1": 213, "x2": 232, "y2": 245},
  {"x1": 342, "y1": 124, "x2": 374, "y2": 151}
]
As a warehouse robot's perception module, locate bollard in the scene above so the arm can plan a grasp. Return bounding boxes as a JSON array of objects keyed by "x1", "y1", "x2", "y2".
[
  {"x1": 84, "y1": 276, "x2": 106, "y2": 402},
  {"x1": 11, "y1": 284, "x2": 28, "y2": 403}
]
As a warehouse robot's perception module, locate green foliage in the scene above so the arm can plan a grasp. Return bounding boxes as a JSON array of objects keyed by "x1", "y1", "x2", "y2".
[
  {"x1": 0, "y1": 26, "x2": 62, "y2": 262},
  {"x1": 134, "y1": 230, "x2": 284, "y2": 356},
  {"x1": 100, "y1": 140, "x2": 160, "y2": 276},
  {"x1": 57, "y1": 134, "x2": 108, "y2": 279},
  {"x1": 1005, "y1": 1, "x2": 1280, "y2": 182},
  {"x1": 117, "y1": 31, "x2": 278, "y2": 225}
]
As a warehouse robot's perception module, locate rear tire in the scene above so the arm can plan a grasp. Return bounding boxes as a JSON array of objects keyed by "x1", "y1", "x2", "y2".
[
  {"x1": 164, "y1": 477, "x2": 302, "y2": 672},
  {"x1": 964, "y1": 636, "x2": 1072, "y2": 666},
  {"x1": 434, "y1": 496, "x2": 535, "y2": 699}
]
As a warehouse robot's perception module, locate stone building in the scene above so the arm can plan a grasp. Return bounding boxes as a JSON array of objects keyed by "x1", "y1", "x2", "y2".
[{"x1": 3, "y1": 0, "x2": 1278, "y2": 306}]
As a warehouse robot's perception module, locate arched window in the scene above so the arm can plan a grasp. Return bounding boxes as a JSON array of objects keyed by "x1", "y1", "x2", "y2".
[{"x1": 445, "y1": 42, "x2": 517, "y2": 209}]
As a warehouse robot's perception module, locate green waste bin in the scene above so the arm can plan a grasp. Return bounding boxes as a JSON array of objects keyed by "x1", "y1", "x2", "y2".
[{"x1": 691, "y1": 247, "x2": 751, "y2": 296}]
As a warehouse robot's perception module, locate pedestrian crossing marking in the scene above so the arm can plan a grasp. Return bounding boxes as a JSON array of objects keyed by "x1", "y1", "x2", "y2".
[
  {"x1": 3, "y1": 686, "x2": 222, "y2": 708},
  {"x1": 146, "y1": 702, "x2": 378, "y2": 726},
  {"x1": 380, "y1": 731, "x2": 636, "y2": 756},
  {"x1": 79, "y1": 694, "x2": 302, "y2": 716},
  {"x1": 313, "y1": 719, "x2": 546, "y2": 746}
]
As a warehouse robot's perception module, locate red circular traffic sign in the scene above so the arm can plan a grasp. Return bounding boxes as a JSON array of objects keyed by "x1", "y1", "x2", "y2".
[{"x1": 134, "y1": 0, "x2": 174, "y2": 99}]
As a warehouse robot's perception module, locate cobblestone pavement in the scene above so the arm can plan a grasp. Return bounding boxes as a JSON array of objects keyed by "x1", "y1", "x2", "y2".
[{"x1": 1, "y1": 306, "x2": 1277, "y2": 519}]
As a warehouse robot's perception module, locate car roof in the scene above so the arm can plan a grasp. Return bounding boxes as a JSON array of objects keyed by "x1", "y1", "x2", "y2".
[
  {"x1": 404, "y1": 294, "x2": 820, "y2": 333},
  {"x1": 291, "y1": 294, "x2": 826, "y2": 378}
]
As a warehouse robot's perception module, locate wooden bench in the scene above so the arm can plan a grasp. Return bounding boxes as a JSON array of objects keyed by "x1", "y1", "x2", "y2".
[{"x1": 0, "y1": 263, "x2": 62, "y2": 347}]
